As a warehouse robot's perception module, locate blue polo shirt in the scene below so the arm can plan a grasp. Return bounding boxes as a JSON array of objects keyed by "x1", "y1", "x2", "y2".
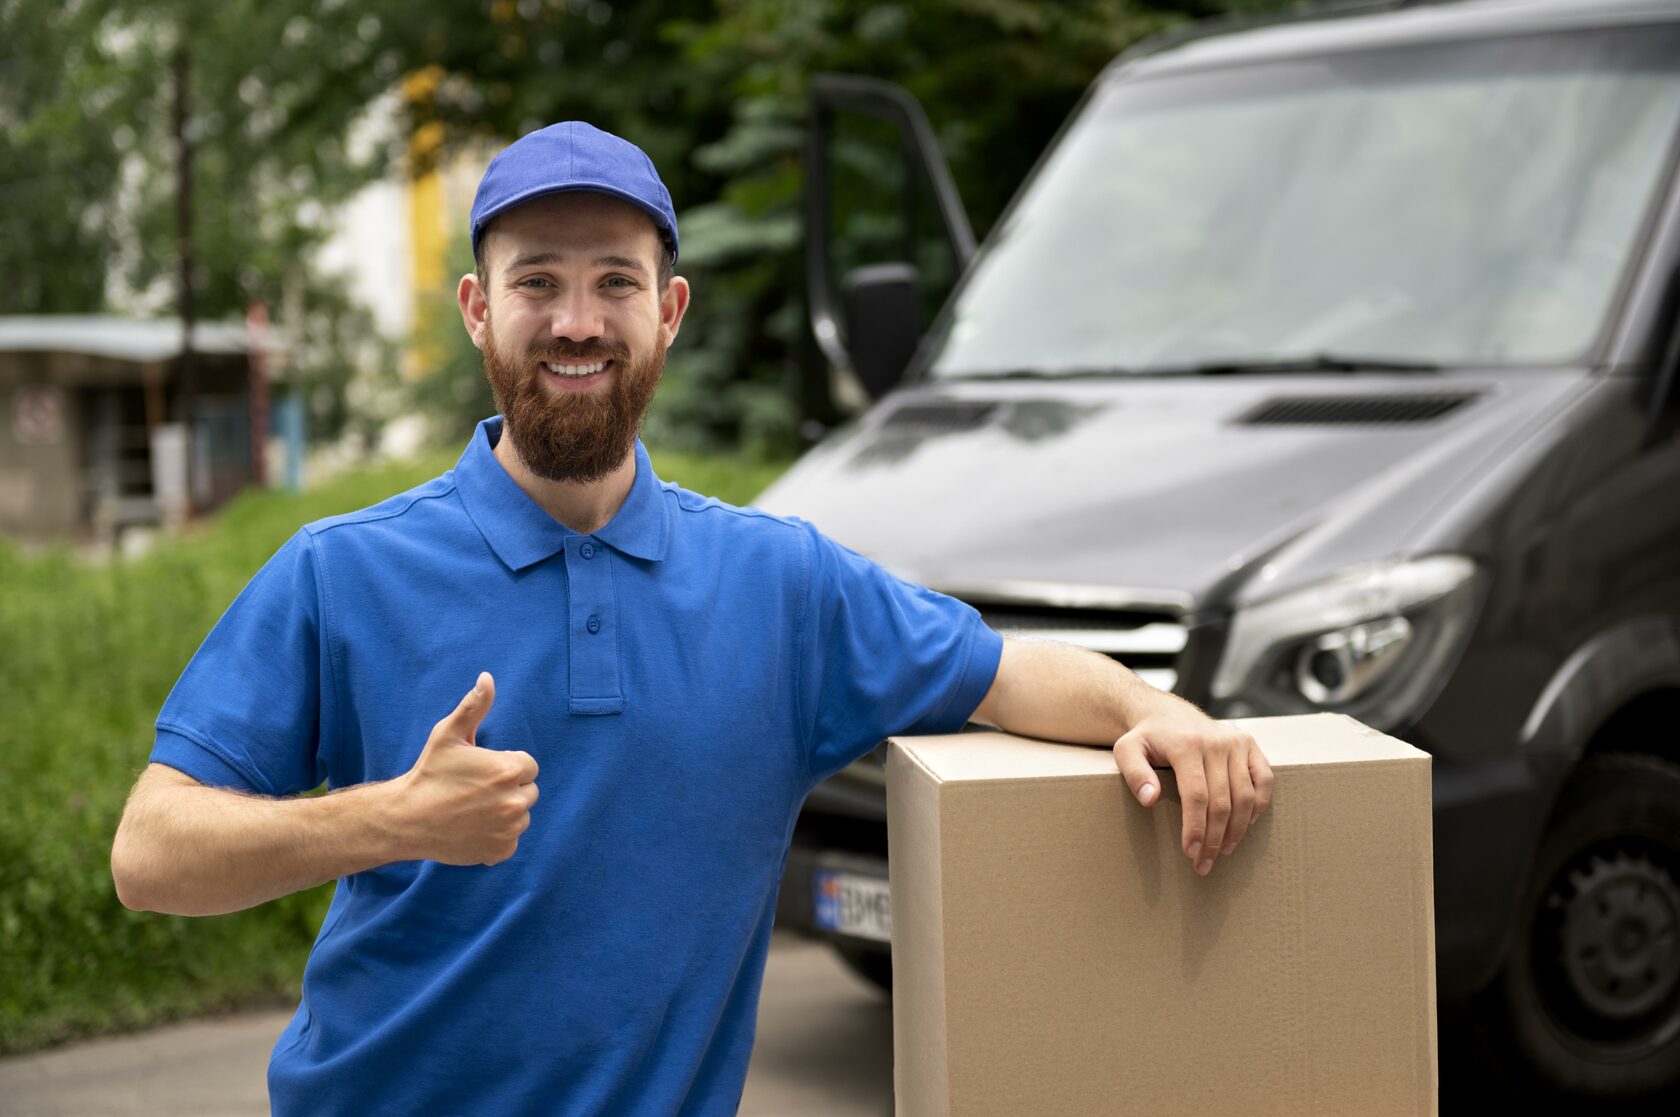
[{"x1": 150, "y1": 415, "x2": 1002, "y2": 1117}]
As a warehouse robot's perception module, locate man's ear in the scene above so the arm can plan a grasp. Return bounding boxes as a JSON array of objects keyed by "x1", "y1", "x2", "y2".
[
  {"x1": 458, "y1": 273, "x2": 489, "y2": 350},
  {"x1": 660, "y1": 275, "x2": 691, "y2": 350}
]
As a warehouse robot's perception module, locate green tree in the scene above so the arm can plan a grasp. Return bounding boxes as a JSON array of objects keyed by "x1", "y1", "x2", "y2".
[
  {"x1": 0, "y1": 1, "x2": 126, "y2": 313},
  {"x1": 0, "y1": 0, "x2": 421, "y2": 444}
]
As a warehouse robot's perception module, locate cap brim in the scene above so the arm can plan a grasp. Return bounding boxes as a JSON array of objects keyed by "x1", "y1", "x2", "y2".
[{"x1": 472, "y1": 182, "x2": 677, "y2": 260}]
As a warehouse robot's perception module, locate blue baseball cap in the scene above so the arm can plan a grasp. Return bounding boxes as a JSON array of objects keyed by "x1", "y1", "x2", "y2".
[{"x1": 469, "y1": 121, "x2": 679, "y2": 263}]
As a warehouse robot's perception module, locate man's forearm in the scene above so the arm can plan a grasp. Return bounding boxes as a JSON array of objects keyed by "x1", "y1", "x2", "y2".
[
  {"x1": 112, "y1": 769, "x2": 414, "y2": 917},
  {"x1": 974, "y1": 637, "x2": 1203, "y2": 744}
]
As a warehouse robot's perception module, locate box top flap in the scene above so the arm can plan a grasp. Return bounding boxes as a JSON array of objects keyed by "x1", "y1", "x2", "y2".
[{"x1": 889, "y1": 713, "x2": 1425, "y2": 783}]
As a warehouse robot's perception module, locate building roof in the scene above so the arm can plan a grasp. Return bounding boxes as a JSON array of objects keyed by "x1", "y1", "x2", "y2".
[{"x1": 0, "y1": 315, "x2": 259, "y2": 362}]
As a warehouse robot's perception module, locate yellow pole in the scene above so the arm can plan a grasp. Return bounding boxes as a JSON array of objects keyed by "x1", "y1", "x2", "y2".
[{"x1": 403, "y1": 66, "x2": 447, "y2": 382}]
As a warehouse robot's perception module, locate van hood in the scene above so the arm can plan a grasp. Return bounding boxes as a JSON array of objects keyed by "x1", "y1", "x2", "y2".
[{"x1": 753, "y1": 372, "x2": 1590, "y2": 611}]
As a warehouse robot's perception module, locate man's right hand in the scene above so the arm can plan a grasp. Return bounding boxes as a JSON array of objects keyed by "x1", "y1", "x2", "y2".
[{"x1": 396, "y1": 672, "x2": 540, "y2": 866}]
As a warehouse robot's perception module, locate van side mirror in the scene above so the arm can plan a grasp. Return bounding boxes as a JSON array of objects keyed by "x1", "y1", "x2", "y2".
[
  {"x1": 805, "y1": 75, "x2": 975, "y2": 417},
  {"x1": 844, "y1": 262, "x2": 920, "y2": 401}
]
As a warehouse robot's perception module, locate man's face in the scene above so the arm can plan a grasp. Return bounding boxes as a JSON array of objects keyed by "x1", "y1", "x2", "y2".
[{"x1": 460, "y1": 191, "x2": 688, "y2": 484}]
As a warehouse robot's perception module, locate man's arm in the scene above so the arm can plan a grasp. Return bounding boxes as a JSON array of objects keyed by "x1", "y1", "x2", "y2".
[
  {"x1": 112, "y1": 672, "x2": 539, "y2": 916},
  {"x1": 112, "y1": 763, "x2": 415, "y2": 916},
  {"x1": 971, "y1": 637, "x2": 1273, "y2": 876}
]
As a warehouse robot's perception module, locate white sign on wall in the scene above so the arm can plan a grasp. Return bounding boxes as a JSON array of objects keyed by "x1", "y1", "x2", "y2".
[{"x1": 13, "y1": 386, "x2": 65, "y2": 445}]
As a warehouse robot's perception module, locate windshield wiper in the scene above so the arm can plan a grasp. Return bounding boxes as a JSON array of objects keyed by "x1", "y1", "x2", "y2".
[
  {"x1": 948, "y1": 367, "x2": 1139, "y2": 381},
  {"x1": 1135, "y1": 353, "x2": 1442, "y2": 376}
]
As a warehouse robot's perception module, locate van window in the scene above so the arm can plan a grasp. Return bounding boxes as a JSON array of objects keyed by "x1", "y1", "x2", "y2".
[{"x1": 927, "y1": 26, "x2": 1680, "y2": 378}]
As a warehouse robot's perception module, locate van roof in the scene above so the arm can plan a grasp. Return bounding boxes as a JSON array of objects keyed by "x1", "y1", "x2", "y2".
[{"x1": 1116, "y1": 0, "x2": 1680, "y2": 81}]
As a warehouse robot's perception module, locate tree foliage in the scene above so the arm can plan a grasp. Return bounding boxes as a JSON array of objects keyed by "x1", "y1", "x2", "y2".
[{"x1": 2, "y1": 0, "x2": 1297, "y2": 456}]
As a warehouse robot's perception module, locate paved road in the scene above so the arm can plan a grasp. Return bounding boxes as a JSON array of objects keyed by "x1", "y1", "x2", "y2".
[
  {"x1": 7, "y1": 937, "x2": 1675, "y2": 1115},
  {"x1": 0, "y1": 932, "x2": 893, "y2": 1117}
]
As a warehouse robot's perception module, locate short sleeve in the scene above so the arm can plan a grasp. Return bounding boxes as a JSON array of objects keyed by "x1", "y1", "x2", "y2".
[
  {"x1": 795, "y1": 521, "x2": 1004, "y2": 783},
  {"x1": 150, "y1": 528, "x2": 333, "y2": 797}
]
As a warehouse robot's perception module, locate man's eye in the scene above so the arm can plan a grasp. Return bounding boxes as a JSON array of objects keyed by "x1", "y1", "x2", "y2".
[
  {"x1": 603, "y1": 276, "x2": 635, "y2": 289},
  {"x1": 517, "y1": 276, "x2": 552, "y2": 289}
]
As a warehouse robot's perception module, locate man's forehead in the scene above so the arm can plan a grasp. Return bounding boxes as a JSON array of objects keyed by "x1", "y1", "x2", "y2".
[{"x1": 482, "y1": 192, "x2": 663, "y2": 267}]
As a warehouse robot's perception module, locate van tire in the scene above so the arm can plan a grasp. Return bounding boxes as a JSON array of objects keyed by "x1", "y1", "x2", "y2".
[{"x1": 1486, "y1": 752, "x2": 1680, "y2": 1099}]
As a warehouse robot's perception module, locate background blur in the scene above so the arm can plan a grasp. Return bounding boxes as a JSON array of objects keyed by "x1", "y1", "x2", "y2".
[{"x1": 0, "y1": 0, "x2": 1297, "y2": 1054}]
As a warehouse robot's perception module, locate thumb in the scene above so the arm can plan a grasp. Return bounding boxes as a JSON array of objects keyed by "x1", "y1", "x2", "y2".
[
  {"x1": 439, "y1": 671, "x2": 495, "y2": 745},
  {"x1": 1113, "y1": 730, "x2": 1161, "y2": 807}
]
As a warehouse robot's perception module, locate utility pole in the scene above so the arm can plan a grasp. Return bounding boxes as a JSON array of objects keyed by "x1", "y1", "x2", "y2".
[{"x1": 173, "y1": 35, "x2": 198, "y2": 515}]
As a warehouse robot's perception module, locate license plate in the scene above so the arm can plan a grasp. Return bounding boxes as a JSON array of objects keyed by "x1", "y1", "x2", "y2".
[{"x1": 812, "y1": 870, "x2": 892, "y2": 942}]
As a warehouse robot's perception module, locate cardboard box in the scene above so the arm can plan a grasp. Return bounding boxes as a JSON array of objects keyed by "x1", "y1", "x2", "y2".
[{"x1": 887, "y1": 713, "x2": 1435, "y2": 1116}]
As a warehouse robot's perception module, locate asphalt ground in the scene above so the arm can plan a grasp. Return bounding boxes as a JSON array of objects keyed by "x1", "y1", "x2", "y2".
[
  {"x1": 4, "y1": 932, "x2": 1676, "y2": 1115},
  {"x1": 0, "y1": 932, "x2": 893, "y2": 1117}
]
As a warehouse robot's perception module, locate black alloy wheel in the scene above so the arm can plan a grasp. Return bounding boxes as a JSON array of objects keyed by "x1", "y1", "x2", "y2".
[{"x1": 1490, "y1": 752, "x2": 1680, "y2": 1100}]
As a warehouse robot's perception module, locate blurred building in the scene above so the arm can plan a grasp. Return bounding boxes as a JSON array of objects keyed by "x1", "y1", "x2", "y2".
[{"x1": 0, "y1": 315, "x2": 280, "y2": 542}]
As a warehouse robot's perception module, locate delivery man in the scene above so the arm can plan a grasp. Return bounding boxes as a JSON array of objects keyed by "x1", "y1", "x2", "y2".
[{"x1": 111, "y1": 121, "x2": 1272, "y2": 1116}]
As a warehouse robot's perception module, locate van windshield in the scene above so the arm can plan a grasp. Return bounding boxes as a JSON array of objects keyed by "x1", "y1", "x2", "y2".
[{"x1": 925, "y1": 26, "x2": 1680, "y2": 379}]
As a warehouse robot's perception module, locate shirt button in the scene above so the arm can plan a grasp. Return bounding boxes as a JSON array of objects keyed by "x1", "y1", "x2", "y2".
[
  {"x1": 581, "y1": 543, "x2": 595, "y2": 559},
  {"x1": 586, "y1": 615, "x2": 601, "y2": 634}
]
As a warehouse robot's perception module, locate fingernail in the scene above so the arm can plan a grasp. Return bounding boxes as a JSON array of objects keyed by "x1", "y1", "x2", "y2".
[
  {"x1": 1140, "y1": 783, "x2": 1156, "y2": 805},
  {"x1": 1222, "y1": 842, "x2": 1236, "y2": 856},
  {"x1": 1187, "y1": 841, "x2": 1201, "y2": 861},
  {"x1": 1197, "y1": 859, "x2": 1212, "y2": 875}
]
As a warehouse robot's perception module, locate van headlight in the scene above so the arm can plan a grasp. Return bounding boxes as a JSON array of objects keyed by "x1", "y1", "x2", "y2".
[{"x1": 1209, "y1": 555, "x2": 1481, "y2": 733}]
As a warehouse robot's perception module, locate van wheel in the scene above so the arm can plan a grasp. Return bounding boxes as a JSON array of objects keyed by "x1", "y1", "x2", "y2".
[
  {"x1": 833, "y1": 942, "x2": 893, "y2": 998},
  {"x1": 1487, "y1": 752, "x2": 1680, "y2": 1098}
]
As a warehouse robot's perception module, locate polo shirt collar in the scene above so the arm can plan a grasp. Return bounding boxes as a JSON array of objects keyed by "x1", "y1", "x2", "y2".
[{"x1": 454, "y1": 415, "x2": 671, "y2": 571}]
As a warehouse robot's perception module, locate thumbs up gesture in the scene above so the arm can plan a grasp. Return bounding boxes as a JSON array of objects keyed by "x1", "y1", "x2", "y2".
[{"x1": 396, "y1": 672, "x2": 540, "y2": 866}]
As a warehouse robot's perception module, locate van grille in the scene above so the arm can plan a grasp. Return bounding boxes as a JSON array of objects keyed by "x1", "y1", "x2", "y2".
[
  {"x1": 973, "y1": 602, "x2": 1185, "y2": 694},
  {"x1": 1238, "y1": 393, "x2": 1477, "y2": 426},
  {"x1": 837, "y1": 600, "x2": 1186, "y2": 783}
]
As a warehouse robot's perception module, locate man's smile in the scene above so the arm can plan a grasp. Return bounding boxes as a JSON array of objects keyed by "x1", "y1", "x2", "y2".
[{"x1": 541, "y1": 359, "x2": 612, "y2": 389}]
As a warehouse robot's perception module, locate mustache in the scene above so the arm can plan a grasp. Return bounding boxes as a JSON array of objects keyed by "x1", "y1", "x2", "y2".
[{"x1": 527, "y1": 338, "x2": 630, "y2": 365}]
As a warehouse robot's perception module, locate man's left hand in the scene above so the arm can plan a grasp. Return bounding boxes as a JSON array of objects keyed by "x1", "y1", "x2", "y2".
[{"x1": 1112, "y1": 712, "x2": 1273, "y2": 876}]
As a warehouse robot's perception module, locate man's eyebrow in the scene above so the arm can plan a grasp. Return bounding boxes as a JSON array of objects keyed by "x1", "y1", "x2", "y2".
[
  {"x1": 593, "y1": 255, "x2": 649, "y2": 276},
  {"x1": 504, "y1": 251, "x2": 561, "y2": 275},
  {"x1": 502, "y1": 252, "x2": 649, "y2": 277}
]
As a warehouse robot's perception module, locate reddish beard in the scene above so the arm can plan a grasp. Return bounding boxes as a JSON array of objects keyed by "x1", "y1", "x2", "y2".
[{"x1": 480, "y1": 321, "x2": 665, "y2": 484}]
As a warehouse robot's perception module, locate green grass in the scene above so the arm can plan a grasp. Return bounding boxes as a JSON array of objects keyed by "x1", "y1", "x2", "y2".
[{"x1": 0, "y1": 442, "x2": 788, "y2": 1054}]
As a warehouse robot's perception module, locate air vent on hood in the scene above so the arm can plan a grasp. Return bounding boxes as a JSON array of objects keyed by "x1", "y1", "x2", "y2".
[
  {"x1": 881, "y1": 400, "x2": 999, "y2": 430},
  {"x1": 1237, "y1": 393, "x2": 1477, "y2": 426}
]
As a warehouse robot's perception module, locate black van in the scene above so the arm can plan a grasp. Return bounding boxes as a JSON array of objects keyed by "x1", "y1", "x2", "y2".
[{"x1": 761, "y1": 0, "x2": 1680, "y2": 1101}]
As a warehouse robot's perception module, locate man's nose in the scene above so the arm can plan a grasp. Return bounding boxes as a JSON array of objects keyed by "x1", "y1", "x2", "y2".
[{"x1": 547, "y1": 286, "x2": 606, "y2": 343}]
